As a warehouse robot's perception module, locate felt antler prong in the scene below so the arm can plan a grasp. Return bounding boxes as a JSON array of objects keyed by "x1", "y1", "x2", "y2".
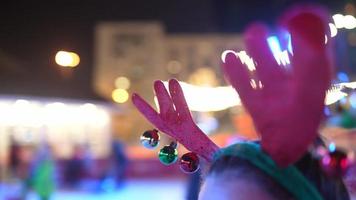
[{"x1": 222, "y1": 7, "x2": 332, "y2": 167}]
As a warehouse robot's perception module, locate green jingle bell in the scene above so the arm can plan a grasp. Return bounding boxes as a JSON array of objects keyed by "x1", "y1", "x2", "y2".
[
  {"x1": 158, "y1": 145, "x2": 178, "y2": 165},
  {"x1": 140, "y1": 129, "x2": 160, "y2": 149}
]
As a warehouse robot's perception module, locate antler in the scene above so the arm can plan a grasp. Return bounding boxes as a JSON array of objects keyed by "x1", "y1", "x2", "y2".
[
  {"x1": 132, "y1": 79, "x2": 219, "y2": 162},
  {"x1": 222, "y1": 7, "x2": 331, "y2": 167}
]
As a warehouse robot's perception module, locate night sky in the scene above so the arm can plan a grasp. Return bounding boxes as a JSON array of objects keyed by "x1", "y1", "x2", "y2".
[{"x1": 0, "y1": 0, "x2": 346, "y2": 99}]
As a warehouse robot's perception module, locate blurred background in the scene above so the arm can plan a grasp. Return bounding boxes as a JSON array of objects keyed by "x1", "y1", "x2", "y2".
[{"x1": 1, "y1": 0, "x2": 356, "y2": 199}]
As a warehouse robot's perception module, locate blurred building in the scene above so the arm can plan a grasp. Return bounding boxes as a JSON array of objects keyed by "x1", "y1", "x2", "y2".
[{"x1": 94, "y1": 22, "x2": 245, "y2": 143}]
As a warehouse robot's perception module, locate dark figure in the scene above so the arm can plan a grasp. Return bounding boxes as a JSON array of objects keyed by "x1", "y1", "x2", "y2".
[
  {"x1": 9, "y1": 136, "x2": 20, "y2": 177},
  {"x1": 64, "y1": 145, "x2": 85, "y2": 187},
  {"x1": 111, "y1": 140, "x2": 128, "y2": 186}
]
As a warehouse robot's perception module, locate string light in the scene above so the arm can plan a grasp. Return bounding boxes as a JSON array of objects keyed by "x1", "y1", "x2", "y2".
[
  {"x1": 157, "y1": 81, "x2": 356, "y2": 112},
  {"x1": 221, "y1": 50, "x2": 256, "y2": 71},
  {"x1": 333, "y1": 14, "x2": 356, "y2": 30}
]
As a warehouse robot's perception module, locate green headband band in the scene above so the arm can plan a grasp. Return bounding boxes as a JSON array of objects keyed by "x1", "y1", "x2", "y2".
[{"x1": 213, "y1": 142, "x2": 323, "y2": 200}]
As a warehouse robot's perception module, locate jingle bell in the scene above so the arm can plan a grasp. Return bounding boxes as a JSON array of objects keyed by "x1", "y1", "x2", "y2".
[
  {"x1": 179, "y1": 152, "x2": 200, "y2": 174},
  {"x1": 158, "y1": 145, "x2": 178, "y2": 165},
  {"x1": 140, "y1": 129, "x2": 160, "y2": 149}
]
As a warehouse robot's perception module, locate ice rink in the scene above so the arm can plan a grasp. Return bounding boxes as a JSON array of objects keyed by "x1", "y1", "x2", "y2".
[{"x1": 1, "y1": 179, "x2": 186, "y2": 200}]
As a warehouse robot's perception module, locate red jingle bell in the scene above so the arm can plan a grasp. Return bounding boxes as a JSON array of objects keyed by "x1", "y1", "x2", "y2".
[{"x1": 179, "y1": 152, "x2": 200, "y2": 174}]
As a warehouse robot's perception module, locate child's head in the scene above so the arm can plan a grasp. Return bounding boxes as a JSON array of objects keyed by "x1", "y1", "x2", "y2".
[
  {"x1": 199, "y1": 143, "x2": 350, "y2": 200},
  {"x1": 200, "y1": 156, "x2": 292, "y2": 200}
]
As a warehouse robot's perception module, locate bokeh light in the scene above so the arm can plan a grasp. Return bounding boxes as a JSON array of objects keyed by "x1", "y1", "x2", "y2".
[
  {"x1": 329, "y1": 23, "x2": 338, "y2": 37},
  {"x1": 112, "y1": 88, "x2": 129, "y2": 103},
  {"x1": 344, "y1": 15, "x2": 356, "y2": 29},
  {"x1": 337, "y1": 72, "x2": 350, "y2": 82},
  {"x1": 333, "y1": 14, "x2": 345, "y2": 28},
  {"x1": 188, "y1": 68, "x2": 218, "y2": 86},
  {"x1": 55, "y1": 51, "x2": 80, "y2": 67},
  {"x1": 115, "y1": 76, "x2": 131, "y2": 89},
  {"x1": 333, "y1": 14, "x2": 356, "y2": 30},
  {"x1": 166, "y1": 60, "x2": 183, "y2": 74},
  {"x1": 221, "y1": 50, "x2": 256, "y2": 71}
]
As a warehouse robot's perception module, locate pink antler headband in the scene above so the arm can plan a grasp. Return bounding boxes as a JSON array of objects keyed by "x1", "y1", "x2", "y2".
[
  {"x1": 132, "y1": 5, "x2": 333, "y2": 169},
  {"x1": 132, "y1": 79, "x2": 219, "y2": 162}
]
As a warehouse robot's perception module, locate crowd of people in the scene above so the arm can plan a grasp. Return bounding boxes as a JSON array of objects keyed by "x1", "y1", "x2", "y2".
[{"x1": 4, "y1": 139, "x2": 128, "y2": 200}]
